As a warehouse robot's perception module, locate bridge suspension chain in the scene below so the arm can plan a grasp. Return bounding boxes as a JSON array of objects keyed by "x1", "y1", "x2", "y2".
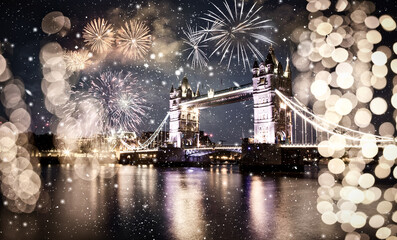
[
  {"x1": 275, "y1": 90, "x2": 395, "y2": 144},
  {"x1": 120, "y1": 112, "x2": 170, "y2": 150}
]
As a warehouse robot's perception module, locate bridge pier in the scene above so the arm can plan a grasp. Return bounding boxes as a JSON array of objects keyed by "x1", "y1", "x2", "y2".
[
  {"x1": 156, "y1": 147, "x2": 212, "y2": 166},
  {"x1": 240, "y1": 140, "x2": 306, "y2": 171}
]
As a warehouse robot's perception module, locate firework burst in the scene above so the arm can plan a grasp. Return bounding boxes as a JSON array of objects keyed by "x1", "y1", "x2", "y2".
[
  {"x1": 202, "y1": 0, "x2": 274, "y2": 69},
  {"x1": 116, "y1": 20, "x2": 152, "y2": 60},
  {"x1": 76, "y1": 71, "x2": 147, "y2": 133},
  {"x1": 83, "y1": 18, "x2": 115, "y2": 53},
  {"x1": 64, "y1": 50, "x2": 92, "y2": 72},
  {"x1": 183, "y1": 25, "x2": 208, "y2": 69}
]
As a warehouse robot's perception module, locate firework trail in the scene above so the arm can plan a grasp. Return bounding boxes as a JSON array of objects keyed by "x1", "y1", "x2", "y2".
[
  {"x1": 183, "y1": 25, "x2": 208, "y2": 69},
  {"x1": 116, "y1": 20, "x2": 152, "y2": 60},
  {"x1": 76, "y1": 71, "x2": 147, "y2": 134},
  {"x1": 64, "y1": 50, "x2": 92, "y2": 72},
  {"x1": 201, "y1": 0, "x2": 274, "y2": 69},
  {"x1": 83, "y1": 18, "x2": 115, "y2": 53}
]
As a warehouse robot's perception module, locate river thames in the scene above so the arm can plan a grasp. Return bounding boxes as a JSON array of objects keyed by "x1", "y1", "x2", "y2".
[{"x1": 0, "y1": 165, "x2": 386, "y2": 239}]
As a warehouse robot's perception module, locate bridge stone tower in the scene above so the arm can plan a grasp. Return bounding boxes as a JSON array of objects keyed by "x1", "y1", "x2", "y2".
[
  {"x1": 252, "y1": 46, "x2": 293, "y2": 144},
  {"x1": 169, "y1": 76, "x2": 200, "y2": 148}
]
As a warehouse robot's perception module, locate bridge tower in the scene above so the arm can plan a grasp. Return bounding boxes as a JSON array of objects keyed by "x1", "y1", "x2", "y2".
[
  {"x1": 252, "y1": 46, "x2": 293, "y2": 144},
  {"x1": 169, "y1": 76, "x2": 200, "y2": 148}
]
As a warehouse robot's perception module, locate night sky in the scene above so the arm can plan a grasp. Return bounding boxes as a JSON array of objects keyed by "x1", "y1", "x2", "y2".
[{"x1": 0, "y1": 0, "x2": 396, "y2": 144}]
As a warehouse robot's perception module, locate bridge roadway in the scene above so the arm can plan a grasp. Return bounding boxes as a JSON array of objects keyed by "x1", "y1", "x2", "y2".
[
  {"x1": 120, "y1": 146, "x2": 243, "y2": 154},
  {"x1": 179, "y1": 83, "x2": 253, "y2": 109},
  {"x1": 120, "y1": 143, "x2": 389, "y2": 155}
]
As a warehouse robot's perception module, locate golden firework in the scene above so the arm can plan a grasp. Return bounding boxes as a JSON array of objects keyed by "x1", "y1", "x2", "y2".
[
  {"x1": 83, "y1": 18, "x2": 115, "y2": 53},
  {"x1": 116, "y1": 20, "x2": 152, "y2": 60},
  {"x1": 64, "y1": 50, "x2": 92, "y2": 72}
]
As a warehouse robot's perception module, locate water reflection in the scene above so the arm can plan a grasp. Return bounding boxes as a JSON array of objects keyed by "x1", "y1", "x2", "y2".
[
  {"x1": 249, "y1": 176, "x2": 274, "y2": 239},
  {"x1": 117, "y1": 166, "x2": 135, "y2": 212},
  {"x1": 0, "y1": 165, "x2": 357, "y2": 239},
  {"x1": 165, "y1": 169, "x2": 206, "y2": 240}
]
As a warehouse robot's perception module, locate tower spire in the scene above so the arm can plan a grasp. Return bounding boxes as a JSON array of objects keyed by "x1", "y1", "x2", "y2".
[
  {"x1": 269, "y1": 44, "x2": 279, "y2": 67},
  {"x1": 196, "y1": 82, "x2": 201, "y2": 97},
  {"x1": 284, "y1": 57, "x2": 291, "y2": 78}
]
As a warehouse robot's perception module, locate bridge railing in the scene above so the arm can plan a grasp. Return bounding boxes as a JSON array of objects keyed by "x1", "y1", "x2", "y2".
[
  {"x1": 120, "y1": 112, "x2": 170, "y2": 151},
  {"x1": 275, "y1": 90, "x2": 395, "y2": 144}
]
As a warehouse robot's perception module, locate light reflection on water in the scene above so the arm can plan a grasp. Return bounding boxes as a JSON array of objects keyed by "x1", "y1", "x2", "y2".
[
  {"x1": 0, "y1": 165, "x2": 350, "y2": 240},
  {"x1": 249, "y1": 176, "x2": 273, "y2": 239},
  {"x1": 165, "y1": 170, "x2": 205, "y2": 240}
]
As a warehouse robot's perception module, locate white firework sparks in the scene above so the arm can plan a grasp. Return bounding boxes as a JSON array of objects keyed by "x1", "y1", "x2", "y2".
[
  {"x1": 116, "y1": 20, "x2": 152, "y2": 60},
  {"x1": 202, "y1": 0, "x2": 275, "y2": 69},
  {"x1": 183, "y1": 25, "x2": 208, "y2": 69},
  {"x1": 83, "y1": 18, "x2": 115, "y2": 53},
  {"x1": 64, "y1": 50, "x2": 92, "y2": 72}
]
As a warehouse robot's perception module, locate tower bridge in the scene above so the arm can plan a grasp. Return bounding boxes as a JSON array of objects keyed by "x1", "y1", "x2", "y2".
[
  {"x1": 119, "y1": 46, "x2": 395, "y2": 167},
  {"x1": 169, "y1": 45, "x2": 293, "y2": 148}
]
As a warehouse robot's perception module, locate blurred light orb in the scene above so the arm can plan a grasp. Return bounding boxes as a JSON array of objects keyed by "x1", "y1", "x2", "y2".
[
  {"x1": 392, "y1": 94, "x2": 397, "y2": 109},
  {"x1": 297, "y1": 40, "x2": 313, "y2": 57},
  {"x1": 369, "y1": 215, "x2": 384, "y2": 229},
  {"x1": 327, "y1": 33, "x2": 343, "y2": 46},
  {"x1": 330, "y1": 135, "x2": 346, "y2": 151},
  {"x1": 41, "y1": 11, "x2": 65, "y2": 35},
  {"x1": 362, "y1": 143, "x2": 378, "y2": 158},
  {"x1": 315, "y1": 71, "x2": 332, "y2": 83},
  {"x1": 328, "y1": 158, "x2": 345, "y2": 174},
  {"x1": 350, "y1": 213, "x2": 366, "y2": 228},
  {"x1": 366, "y1": 30, "x2": 382, "y2": 44},
  {"x1": 335, "y1": 98, "x2": 352, "y2": 115},
  {"x1": 377, "y1": 201, "x2": 393, "y2": 214},
  {"x1": 358, "y1": 173, "x2": 375, "y2": 189},
  {"x1": 324, "y1": 110, "x2": 341, "y2": 124},
  {"x1": 365, "y1": 16, "x2": 380, "y2": 29},
  {"x1": 392, "y1": 211, "x2": 397, "y2": 223},
  {"x1": 371, "y1": 51, "x2": 387, "y2": 66},
  {"x1": 311, "y1": 80, "x2": 329, "y2": 98},
  {"x1": 0, "y1": 55, "x2": 6, "y2": 76},
  {"x1": 383, "y1": 188, "x2": 397, "y2": 201},
  {"x1": 332, "y1": 48, "x2": 349, "y2": 63},
  {"x1": 375, "y1": 165, "x2": 391, "y2": 179},
  {"x1": 371, "y1": 76, "x2": 387, "y2": 90},
  {"x1": 372, "y1": 65, "x2": 388, "y2": 78},
  {"x1": 74, "y1": 157, "x2": 100, "y2": 181},
  {"x1": 377, "y1": 45, "x2": 392, "y2": 59},
  {"x1": 336, "y1": 75, "x2": 354, "y2": 89},
  {"x1": 370, "y1": 97, "x2": 388, "y2": 115},
  {"x1": 380, "y1": 15, "x2": 397, "y2": 31},
  {"x1": 351, "y1": 10, "x2": 367, "y2": 24},
  {"x1": 322, "y1": 211, "x2": 338, "y2": 225},
  {"x1": 317, "y1": 201, "x2": 333, "y2": 214},
  {"x1": 379, "y1": 122, "x2": 395, "y2": 137},
  {"x1": 317, "y1": 22, "x2": 333, "y2": 36},
  {"x1": 391, "y1": 59, "x2": 397, "y2": 74},
  {"x1": 358, "y1": 39, "x2": 373, "y2": 53},
  {"x1": 349, "y1": 188, "x2": 365, "y2": 204},
  {"x1": 376, "y1": 227, "x2": 391, "y2": 239},
  {"x1": 383, "y1": 145, "x2": 397, "y2": 161},
  {"x1": 356, "y1": 87, "x2": 373, "y2": 103},
  {"x1": 393, "y1": 43, "x2": 397, "y2": 55},
  {"x1": 319, "y1": 172, "x2": 335, "y2": 187},
  {"x1": 319, "y1": 44, "x2": 335, "y2": 58},
  {"x1": 354, "y1": 108, "x2": 372, "y2": 128},
  {"x1": 345, "y1": 170, "x2": 361, "y2": 186},
  {"x1": 335, "y1": 0, "x2": 348, "y2": 12},
  {"x1": 336, "y1": 62, "x2": 353, "y2": 76}
]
